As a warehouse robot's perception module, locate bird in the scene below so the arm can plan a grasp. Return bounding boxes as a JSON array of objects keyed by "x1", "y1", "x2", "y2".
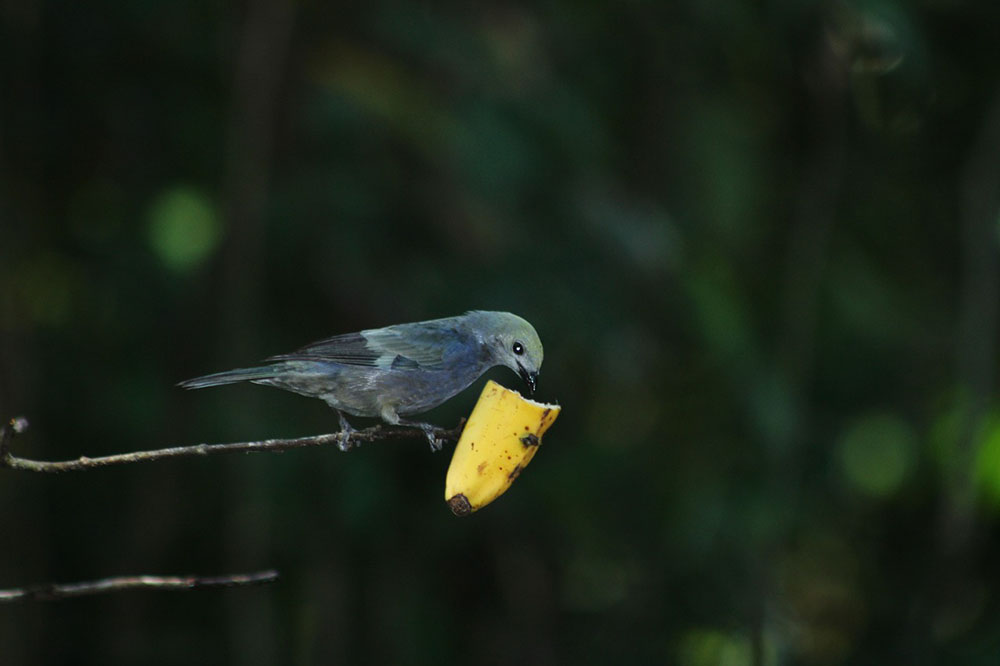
[{"x1": 178, "y1": 311, "x2": 543, "y2": 451}]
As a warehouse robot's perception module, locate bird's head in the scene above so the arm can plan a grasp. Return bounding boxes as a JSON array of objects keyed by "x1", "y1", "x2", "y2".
[{"x1": 470, "y1": 311, "x2": 544, "y2": 395}]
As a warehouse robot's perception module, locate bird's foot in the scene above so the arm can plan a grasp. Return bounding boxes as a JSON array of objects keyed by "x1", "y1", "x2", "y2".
[
  {"x1": 336, "y1": 411, "x2": 357, "y2": 452},
  {"x1": 399, "y1": 419, "x2": 445, "y2": 452}
]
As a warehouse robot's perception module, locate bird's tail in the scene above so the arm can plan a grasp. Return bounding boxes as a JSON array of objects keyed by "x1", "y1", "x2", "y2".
[{"x1": 177, "y1": 365, "x2": 280, "y2": 390}]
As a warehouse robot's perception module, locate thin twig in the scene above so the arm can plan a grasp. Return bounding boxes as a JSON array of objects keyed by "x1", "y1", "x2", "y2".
[
  {"x1": 0, "y1": 417, "x2": 464, "y2": 473},
  {"x1": 0, "y1": 570, "x2": 280, "y2": 602}
]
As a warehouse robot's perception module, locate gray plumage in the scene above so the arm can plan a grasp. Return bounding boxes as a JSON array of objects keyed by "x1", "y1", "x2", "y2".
[{"x1": 178, "y1": 311, "x2": 543, "y2": 450}]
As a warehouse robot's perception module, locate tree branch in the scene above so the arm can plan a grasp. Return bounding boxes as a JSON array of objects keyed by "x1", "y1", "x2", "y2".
[
  {"x1": 0, "y1": 570, "x2": 279, "y2": 603},
  {"x1": 0, "y1": 417, "x2": 464, "y2": 473}
]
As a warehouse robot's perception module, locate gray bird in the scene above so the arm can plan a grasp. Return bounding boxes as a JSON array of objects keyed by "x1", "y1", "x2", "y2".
[{"x1": 178, "y1": 311, "x2": 543, "y2": 451}]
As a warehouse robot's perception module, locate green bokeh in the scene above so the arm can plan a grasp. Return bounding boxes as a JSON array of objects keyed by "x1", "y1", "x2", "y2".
[
  {"x1": 147, "y1": 186, "x2": 223, "y2": 273},
  {"x1": 677, "y1": 629, "x2": 753, "y2": 666},
  {"x1": 974, "y1": 413, "x2": 1000, "y2": 508},
  {"x1": 838, "y1": 412, "x2": 916, "y2": 498}
]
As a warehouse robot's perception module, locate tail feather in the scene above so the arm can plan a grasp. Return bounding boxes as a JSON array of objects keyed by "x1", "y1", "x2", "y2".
[{"x1": 177, "y1": 366, "x2": 279, "y2": 390}]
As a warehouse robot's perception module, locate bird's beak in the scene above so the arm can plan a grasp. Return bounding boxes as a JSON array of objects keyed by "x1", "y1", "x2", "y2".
[{"x1": 517, "y1": 365, "x2": 538, "y2": 396}]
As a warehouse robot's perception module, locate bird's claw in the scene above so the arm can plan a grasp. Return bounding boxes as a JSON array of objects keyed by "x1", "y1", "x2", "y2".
[
  {"x1": 420, "y1": 424, "x2": 443, "y2": 452},
  {"x1": 336, "y1": 431, "x2": 354, "y2": 452},
  {"x1": 336, "y1": 411, "x2": 356, "y2": 452},
  {"x1": 398, "y1": 420, "x2": 444, "y2": 452}
]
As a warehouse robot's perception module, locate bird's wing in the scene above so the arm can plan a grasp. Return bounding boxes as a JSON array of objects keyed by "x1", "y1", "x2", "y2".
[
  {"x1": 268, "y1": 320, "x2": 469, "y2": 371},
  {"x1": 268, "y1": 332, "x2": 381, "y2": 366}
]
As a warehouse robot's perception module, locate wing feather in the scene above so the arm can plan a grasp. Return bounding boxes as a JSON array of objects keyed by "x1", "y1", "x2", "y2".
[{"x1": 267, "y1": 318, "x2": 471, "y2": 370}]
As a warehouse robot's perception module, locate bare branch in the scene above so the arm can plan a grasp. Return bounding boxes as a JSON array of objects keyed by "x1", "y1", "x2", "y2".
[
  {"x1": 0, "y1": 570, "x2": 280, "y2": 603},
  {"x1": 0, "y1": 417, "x2": 464, "y2": 473},
  {"x1": 0, "y1": 417, "x2": 459, "y2": 601}
]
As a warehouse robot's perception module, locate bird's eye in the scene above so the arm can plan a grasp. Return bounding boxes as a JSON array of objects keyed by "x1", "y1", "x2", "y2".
[{"x1": 512, "y1": 341, "x2": 524, "y2": 356}]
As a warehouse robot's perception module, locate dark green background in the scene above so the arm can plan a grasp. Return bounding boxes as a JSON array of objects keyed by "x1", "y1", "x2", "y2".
[{"x1": 3, "y1": 1, "x2": 1000, "y2": 663}]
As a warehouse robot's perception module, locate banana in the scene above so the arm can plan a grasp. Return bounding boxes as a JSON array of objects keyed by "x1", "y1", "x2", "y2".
[{"x1": 445, "y1": 379, "x2": 560, "y2": 516}]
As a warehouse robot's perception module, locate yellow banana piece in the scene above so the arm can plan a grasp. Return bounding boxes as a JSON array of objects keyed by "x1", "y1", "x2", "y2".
[{"x1": 445, "y1": 379, "x2": 560, "y2": 516}]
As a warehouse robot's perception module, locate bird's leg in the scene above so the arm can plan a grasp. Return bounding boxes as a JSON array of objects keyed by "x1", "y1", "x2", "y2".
[
  {"x1": 335, "y1": 411, "x2": 357, "y2": 452},
  {"x1": 380, "y1": 404, "x2": 444, "y2": 452},
  {"x1": 397, "y1": 419, "x2": 446, "y2": 452}
]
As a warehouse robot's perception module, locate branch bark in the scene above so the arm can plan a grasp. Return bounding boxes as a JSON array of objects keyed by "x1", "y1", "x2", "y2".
[
  {"x1": 0, "y1": 417, "x2": 464, "y2": 473},
  {"x1": 0, "y1": 570, "x2": 279, "y2": 603}
]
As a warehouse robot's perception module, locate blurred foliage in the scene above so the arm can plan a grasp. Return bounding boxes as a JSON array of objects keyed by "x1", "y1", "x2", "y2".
[
  {"x1": 146, "y1": 186, "x2": 223, "y2": 273},
  {"x1": 3, "y1": 0, "x2": 1000, "y2": 664}
]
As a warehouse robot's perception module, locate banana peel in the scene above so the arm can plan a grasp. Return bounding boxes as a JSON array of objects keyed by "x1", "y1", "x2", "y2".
[{"x1": 445, "y1": 379, "x2": 560, "y2": 516}]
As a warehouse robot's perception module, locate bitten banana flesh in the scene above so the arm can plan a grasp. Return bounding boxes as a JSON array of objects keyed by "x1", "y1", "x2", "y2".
[{"x1": 445, "y1": 379, "x2": 560, "y2": 516}]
